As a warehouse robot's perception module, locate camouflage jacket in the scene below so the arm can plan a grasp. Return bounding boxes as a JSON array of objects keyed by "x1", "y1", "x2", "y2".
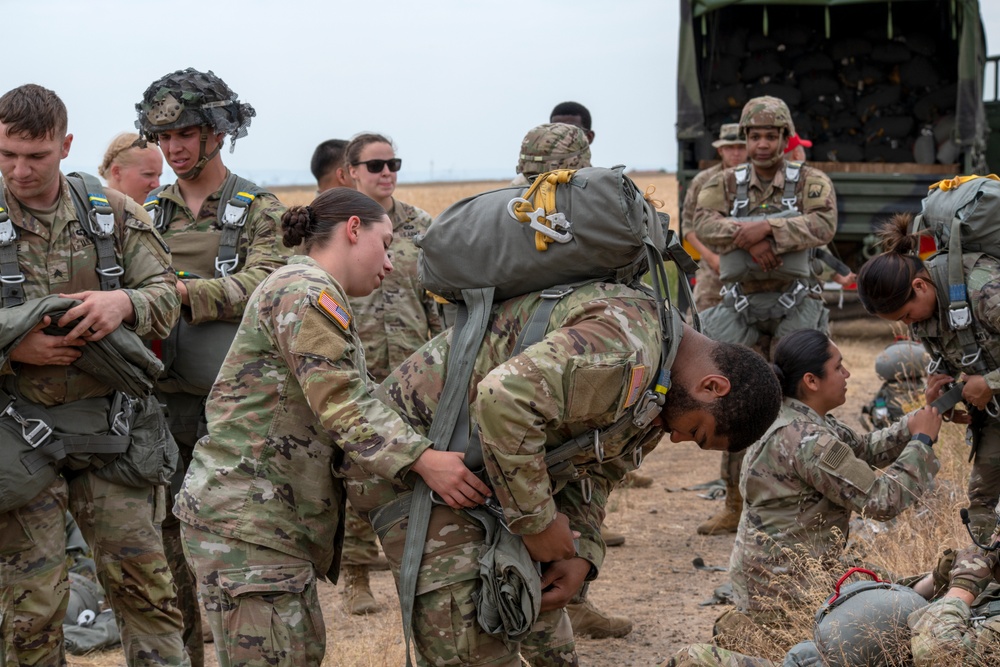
[
  {"x1": 910, "y1": 595, "x2": 1000, "y2": 666},
  {"x1": 730, "y1": 398, "x2": 938, "y2": 612},
  {"x1": 360, "y1": 281, "x2": 666, "y2": 574},
  {"x1": 155, "y1": 170, "x2": 291, "y2": 324},
  {"x1": 692, "y1": 160, "x2": 837, "y2": 293},
  {"x1": 350, "y1": 198, "x2": 443, "y2": 381},
  {"x1": 0, "y1": 176, "x2": 178, "y2": 407},
  {"x1": 174, "y1": 256, "x2": 433, "y2": 573},
  {"x1": 913, "y1": 253, "x2": 1000, "y2": 392},
  {"x1": 683, "y1": 164, "x2": 725, "y2": 306}
]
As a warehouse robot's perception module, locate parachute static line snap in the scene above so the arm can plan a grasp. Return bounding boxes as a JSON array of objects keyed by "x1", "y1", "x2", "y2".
[{"x1": 507, "y1": 170, "x2": 576, "y2": 251}]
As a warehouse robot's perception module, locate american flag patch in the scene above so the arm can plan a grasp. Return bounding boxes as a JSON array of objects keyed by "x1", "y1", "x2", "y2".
[
  {"x1": 624, "y1": 365, "x2": 646, "y2": 408},
  {"x1": 317, "y1": 290, "x2": 351, "y2": 330}
]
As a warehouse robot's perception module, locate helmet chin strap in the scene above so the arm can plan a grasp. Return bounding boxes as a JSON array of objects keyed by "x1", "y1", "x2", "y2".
[
  {"x1": 176, "y1": 130, "x2": 222, "y2": 181},
  {"x1": 750, "y1": 152, "x2": 784, "y2": 169}
]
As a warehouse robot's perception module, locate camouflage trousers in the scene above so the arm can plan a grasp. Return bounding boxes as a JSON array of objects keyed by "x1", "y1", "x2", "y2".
[
  {"x1": 719, "y1": 450, "x2": 745, "y2": 489},
  {"x1": 161, "y1": 391, "x2": 208, "y2": 667},
  {"x1": 692, "y1": 262, "x2": 723, "y2": 313},
  {"x1": 341, "y1": 501, "x2": 380, "y2": 566},
  {"x1": 0, "y1": 475, "x2": 188, "y2": 667},
  {"x1": 966, "y1": 420, "x2": 1000, "y2": 542},
  {"x1": 181, "y1": 524, "x2": 325, "y2": 667},
  {"x1": 348, "y1": 479, "x2": 576, "y2": 666},
  {"x1": 660, "y1": 643, "x2": 774, "y2": 667}
]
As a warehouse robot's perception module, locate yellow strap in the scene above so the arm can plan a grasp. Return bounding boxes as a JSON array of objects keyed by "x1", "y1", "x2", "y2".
[
  {"x1": 929, "y1": 173, "x2": 1000, "y2": 192},
  {"x1": 511, "y1": 169, "x2": 576, "y2": 251}
]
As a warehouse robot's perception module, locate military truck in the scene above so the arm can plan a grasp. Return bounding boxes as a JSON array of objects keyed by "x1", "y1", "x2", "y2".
[{"x1": 677, "y1": 0, "x2": 998, "y2": 270}]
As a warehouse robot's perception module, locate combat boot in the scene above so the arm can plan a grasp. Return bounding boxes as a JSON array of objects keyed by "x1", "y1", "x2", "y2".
[
  {"x1": 601, "y1": 526, "x2": 626, "y2": 547},
  {"x1": 696, "y1": 480, "x2": 743, "y2": 535},
  {"x1": 621, "y1": 470, "x2": 653, "y2": 488},
  {"x1": 567, "y1": 600, "x2": 633, "y2": 639},
  {"x1": 342, "y1": 565, "x2": 379, "y2": 615}
]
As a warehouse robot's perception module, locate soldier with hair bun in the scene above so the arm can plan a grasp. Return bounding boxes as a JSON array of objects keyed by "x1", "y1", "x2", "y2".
[{"x1": 174, "y1": 187, "x2": 490, "y2": 667}]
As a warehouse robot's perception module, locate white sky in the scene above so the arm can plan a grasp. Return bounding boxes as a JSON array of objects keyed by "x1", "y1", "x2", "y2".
[{"x1": 7, "y1": 0, "x2": 1000, "y2": 185}]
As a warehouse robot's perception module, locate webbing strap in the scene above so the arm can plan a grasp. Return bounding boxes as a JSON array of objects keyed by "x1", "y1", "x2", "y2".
[
  {"x1": 782, "y1": 160, "x2": 802, "y2": 211},
  {"x1": 512, "y1": 286, "x2": 574, "y2": 358},
  {"x1": 67, "y1": 173, "x2": 123, "y2": 292},
  {"x1": 730, "y1": 164, "x2": 751, "y2": 217},
  {"x1": 144, "y1": 185, "x2": 173, "y2": 232},
  {"x1": 397, "y1": 286, "x2": 495, "y2": 667},
  {"x1": 0, "y1": 191, "x2": 24, "y2": 308},
  {"x1": 214, "y1": 174, "x2": 256, "y2": 277},
  {"x1": 20, "y1": 435, "x2": 131, "y2": 474}
]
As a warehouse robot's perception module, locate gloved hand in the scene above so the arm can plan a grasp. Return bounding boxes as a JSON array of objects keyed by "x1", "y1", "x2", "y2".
[{"x1": 949, "y1": 543, "x2": 1000, "y2": 598}]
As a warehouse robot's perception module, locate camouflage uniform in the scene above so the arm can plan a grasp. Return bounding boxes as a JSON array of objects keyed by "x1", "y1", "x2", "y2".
[
  {"x1": 342, "y1": 198, "x2": 442, "y2": 569},
  {"x1": 910, "y1": 254, "x2": 1000, "y2": 540},
  {"x1": 347, "y1": 281, "x2": 666, "y2": 666},
  {"x1": 660, "y1": 644, "x2": 774, "y2": 667},
  {"x1": 174, "y1": 255, "x2": 434, "y2": 667},
  {"x1": 729, "y1": 398, "x2": 938, "y2": 619},
  {"x1": 154, "y1": 171, "x2": 290, "y2": 664},
  {"x1": 682, "y1": 163, "x2": 725, "y2": 311},
  {"x1": 511, "y1": 123, "x2": 592, "y2": 186},
  {"x1": 0, "y1": 177, "x2": 187, "y2": 666}
]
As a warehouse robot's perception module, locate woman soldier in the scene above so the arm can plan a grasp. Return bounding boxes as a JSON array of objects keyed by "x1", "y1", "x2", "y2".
[
  {"x1": 857, "y1": 213, "x2": 1000, "y2": 539},
  {"x1": 173, "y1": 187, "x2": 490, "y2": 667},
  {"x1": 722, "y1": 328, "x2": 943, "y2": 646}
]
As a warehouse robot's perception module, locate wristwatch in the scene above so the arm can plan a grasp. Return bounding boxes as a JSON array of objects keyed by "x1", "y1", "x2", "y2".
[{"x1": 912, "y1": 433, "x2": 935, "y2": 447}]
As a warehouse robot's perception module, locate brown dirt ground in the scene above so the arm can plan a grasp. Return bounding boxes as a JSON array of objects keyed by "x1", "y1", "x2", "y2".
[{"x1": 69, "y1": 175, "x2": 914, "y2": 666}]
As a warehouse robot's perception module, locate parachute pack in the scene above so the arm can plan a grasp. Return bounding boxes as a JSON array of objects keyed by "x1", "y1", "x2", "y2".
[{"x1": 391, "y1": 166, "x2": 697, "y2": 664}]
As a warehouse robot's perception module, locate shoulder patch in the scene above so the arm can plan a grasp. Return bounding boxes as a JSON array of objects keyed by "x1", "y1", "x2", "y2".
[
  {"x1": 316, "y1": 290, "x2": 351, "y2": 330},
  {"x1": 818, "y1": 440, "x2": 877, "y2": 493},
  {"x1": 808, "y1": 182, "x2": 825, "y2": 199},
  {"x1": 624, "y1": 365, "x2": 646, "y2": 408}
]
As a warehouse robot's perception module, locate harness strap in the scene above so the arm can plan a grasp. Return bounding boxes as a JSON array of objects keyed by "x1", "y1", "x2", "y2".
[
  {"x1": 396, "y1": 286, "x2": 495, "y2": 667},
  {"x1": 730, "y1": 164, "x2": 751, "y2": 217},
  {"x1": 214, "y1": 174, "x2": 257, "y2": 277},
  {"x1": 782, "y1": 160, "x2": 803, "y2": 211},
  {"x1": 144, "y1": 185, "x2": 173, "y2": 233},
  {"x1": 0, "y1": 195, "x2": 25, "y2": 308},
  {"x1": 67, "y1": 173, "x2": 123, "y2": 292}
]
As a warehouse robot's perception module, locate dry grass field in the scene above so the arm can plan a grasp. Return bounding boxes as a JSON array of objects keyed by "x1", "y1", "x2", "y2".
[{"x1": 68, "y1": 174, "x2": 975, "y2": 666}]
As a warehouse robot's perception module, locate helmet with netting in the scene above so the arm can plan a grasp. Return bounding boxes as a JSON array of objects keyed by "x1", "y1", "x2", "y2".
[
  {"x1": 517, "y1": 123, "x2": 591, "y2": 177},
  {"x1": 813, "y1": 577, "x2": 925, "y2": 666},
  {"x1": 739, "y1": 95, "x2": 796, "y2": 139},
  {"x1": 135, "y1": 68, "x2": 254, "y2": 151}
]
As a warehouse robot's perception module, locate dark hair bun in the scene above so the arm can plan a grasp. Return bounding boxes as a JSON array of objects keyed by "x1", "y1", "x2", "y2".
[{"x1": 281, "y1": 205, "x2": 312, "y2": 248}]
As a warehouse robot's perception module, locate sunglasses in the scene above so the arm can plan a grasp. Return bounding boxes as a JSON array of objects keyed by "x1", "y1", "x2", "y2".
[{"x1": 353, "y1": 158, "x2": 402, "y2": 173}]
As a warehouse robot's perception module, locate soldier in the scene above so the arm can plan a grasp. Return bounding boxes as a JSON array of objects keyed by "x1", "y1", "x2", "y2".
[
  {"x1": 134, "y1": 68, "x2": 292, "y2": 665},
  {"x1": 98, "y1": 131, "x2": 163, "y2": 204},
  {"x1": 682, "y1": 123, "x2": 747, "y2": 314},
  {"x1": 311, "y1": 138, "x2": 354, "y2": 192},
  {"x1": 0, "y1": 84, "x2": 187, "y2": 665},
  {"x1": 550, "y1": 101, "x2": 595, "y2": 144},
  {"x1": 511, "y1": 122, "x2": 591, "y2": 188},
  {"x1": 691, "y1": 96, "x2": 837, "y2": 535},
  {"x1": 338, "y1": 132, "x2": 444, "y2": 614},
  {"x1": 857, "y1": 212, "x2": 1000, "y2": 540},
  {"x1": 348, "y1": 274, "x2": 783, "y2": 664},
  {"x1": 721, "y1": 329, "x2": 942, "y2": 647},
  {"x1": 174, "y1": 187, "x2": 489, "y2": 667}
]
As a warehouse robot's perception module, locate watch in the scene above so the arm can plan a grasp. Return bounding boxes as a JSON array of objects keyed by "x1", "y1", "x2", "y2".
[{"x1": 913, "y1": 433, "x2": 935, "y2": 447}]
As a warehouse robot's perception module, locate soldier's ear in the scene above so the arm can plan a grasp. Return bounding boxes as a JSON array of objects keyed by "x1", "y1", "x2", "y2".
[
  {"x1": 694, "y1": 374, "x2": 731, "y2": 400},
  {"x1": 61, "y1": 133, "x2": 73, "y2": 159}
]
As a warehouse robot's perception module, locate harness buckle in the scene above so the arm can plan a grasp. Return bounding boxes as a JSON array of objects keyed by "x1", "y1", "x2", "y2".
[
  {"x1": 222, "y1": 201, "x2": 250, "y2": 228},
  {"x1": 96, "y1": 264, "x2": 125, "y2": 278},
  {"x1": 949, "y1": 305, "x2": 973, "y2": 330},
  {"x1": 580, "y1": 477, "x2": 593, "y2": 504},
  {"x1": 540, "y1": 286, "x2": 575, "y2": 299},
  {"x1": 215, "y1": 256, "x2": 239, "y2": 277},
  {"x1": 988, "y1": 398, "x2": 1000, "y2": 419},
  {"x1": 87, "y1": 208, "x2": 115, "y2": 239},
  {"x1": 592, "y1": 431, "x2": 604, "y2": 464},
  {"x1": 110, "y1": 396, "x2": 135, "y2": 437},
  {"x1": 733, "y1": 294, "x2": 749, "y2": 312},
  {"x1": 632, "y1": 390, "x2": 664, "y2": 428},
  {"x1": 632, "y1": 446, "x2": 643, "y2": 468},
  {"x1": 0, "y1": 272, "x2": 25, "y2": 285},
  {"x1": 3, "y1": 402, "x2": 53, "y2": 449},
  {"x1": 781, "y1": 198, "x2": 799, "y2": 211},
  {"x1": 927, "y1": 356, "x2": 943, "y2": 375},
  {"x1": 729, "y1": 198, "x2": 750, "y2": 217},
  {"x1": 0, "y1": 217, "x2": 15, "y2": 245},
  {"x1": 959, "y1": 348, "x2": 982, "y2": 368},
  {"x1": 778, "y1": 282, "x2": 807, "y2": 310}
]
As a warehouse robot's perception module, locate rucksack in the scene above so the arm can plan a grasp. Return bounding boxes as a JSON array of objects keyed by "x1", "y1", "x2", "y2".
[
  {"x1": 392, "y1": 166, "x2": 697, "y2": 665},
  {"x1": 909, "y1": 175, "x2": 1000, "y2": 383}
]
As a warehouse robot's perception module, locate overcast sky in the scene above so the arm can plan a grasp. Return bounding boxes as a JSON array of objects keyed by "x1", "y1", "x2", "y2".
[{"x1": 7, "y1": 0, "x2": 1000, "y2": 185}]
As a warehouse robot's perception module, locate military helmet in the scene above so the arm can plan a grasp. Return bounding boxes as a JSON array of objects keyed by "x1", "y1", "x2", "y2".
[
  {"x1": 517, "y1": 123, "x2": 592, "y2": 177},
  {"x1": 739, "y1": 95, "x2": 796, "y2": 139},
  {"x1": 875, "y1": 340, "x2": 928, "y2": 383},
  {"x1": 813, "y1": 574, "x2": 925, "y2": 667},
  {"x1": 135, "y1": 68, "x2": 255, "y2": 147}
]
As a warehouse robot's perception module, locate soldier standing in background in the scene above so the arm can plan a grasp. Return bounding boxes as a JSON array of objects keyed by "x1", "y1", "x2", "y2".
[
  {"x1": 691, "y1": 96, "x2": 837, "y2": 536},
  {"x1": 550, "y1": 101, "x2": 595, "y2": 144},
  {"x1": 0, "y1": 83, "x2": 187, "y2": 666},
  {"x1": 682, "y1": 124, "x2": 747, "y2": 314},
  {"x1": 338, "y1": 132, "x2": 444, "y2": 614},
  {"x1": 311, "y1": 138, "x2": 354, "y2": 192},
  {"x1": 135, "y1": 68, "x2": 292, "y2": 666}
]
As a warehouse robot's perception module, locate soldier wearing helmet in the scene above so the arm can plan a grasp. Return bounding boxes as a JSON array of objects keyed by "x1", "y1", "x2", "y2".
[
  {"x1": 689, "y1": 96, "x2": 838, "y2": 535},
  {"x1": 136, "y1": 67, "x2": 292, "y2": 666},
  {"x1": 511, "y1": 122, "x2": 591, "y2": 186}
]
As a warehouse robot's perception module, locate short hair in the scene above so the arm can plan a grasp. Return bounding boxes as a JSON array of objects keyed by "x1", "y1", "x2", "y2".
[
  {"x1": 550, "y1": 101, "x2": 592, "y2": 130},
  {"x1": 0, "y1": 84, "x2": 68, "y2": 139},
  {"x1": 771, "y1": 330, "x2": 834, "y2": 398},
  {"x1": 310, "y1": 139, "x2": 348, "y2": 183},
  {"x1": 712, "y1": 342, "x2": 782, "y2": 452},
  {"x1": 98, "y1": 132, "x2": 143, "y2": 180}
]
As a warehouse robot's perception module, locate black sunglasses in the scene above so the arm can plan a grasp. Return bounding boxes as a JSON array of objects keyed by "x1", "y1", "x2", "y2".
[{"x1": 353, "y1": 158, "x2": 402, "y2": 173}]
